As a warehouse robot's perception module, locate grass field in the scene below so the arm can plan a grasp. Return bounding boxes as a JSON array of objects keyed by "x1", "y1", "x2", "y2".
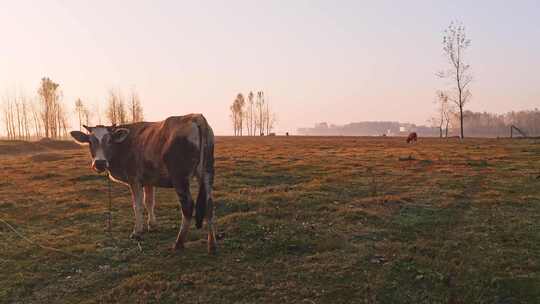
[{"x1": 1, "y1": 136, "x2": 539, "y2": 303}]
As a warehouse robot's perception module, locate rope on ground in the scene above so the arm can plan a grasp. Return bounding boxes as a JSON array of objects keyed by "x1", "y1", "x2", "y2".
[
  {"x1": 107, "y1": 176, "x2": 112, "y2": 233},
  {"x1": 0, "y1": 218, "x2": 81, "y2": 259},
  {"x1": 103, "y1": 175, "x2": 122, "y2": 248}
]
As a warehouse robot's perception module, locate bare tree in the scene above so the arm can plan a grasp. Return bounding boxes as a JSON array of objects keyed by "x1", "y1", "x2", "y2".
[
  {"x1": 128, "y1": 90, "x2": 144, "y2": 123},
  {"x1": 246, "y1": 91, "x2": 254, "y2": 136},
  {"x1": 1, "y1": 95, "x2": 15, "y2": 139},
  {"x1": 262, "y1": 96, "x2": 277, "y2": 135},
  {"x1": 14, "y1": 98, "x2": 22, "y2": 139},
  {"x1": 106, "y1": 90, "x2": 128, "y2": 125},
  {"x1": 438, "y1": 21, "x2": 472, "y2": 139},
  {"x1": 229, "y1": 93, "x2": 245, "y2": 136},
  {"x1": 442, "y1": 100, "x2": 452, "y2": 138},
  {"x1": 256, "y1": 91, "x2": 265, "y2": 135},
  {"x1": 117, "y1": 95, "x2": 127, "y2": 125},
  {"x1": 1, "y1": 99, "x2": 9, "y2": 139},
  {"x1": 265, "y1": 100, "x2": 269, "y2": 135},
  {"x1": 30, "y1": 101, "x2": 42, "y2": 138},
  {"x1": 8, "y1": 100, "x2": 15, "y2": 139},
  {"x1": 229, "y1": 104, "x2": 237, "y2": 136},
  {"x1": 37, "y1": 77, "x2": 64, "y2": 139},
  {"x1": 20, "y1": 96, "x2": 31, "y2": 140},
  {"x1": 431, "y1": 91, "x2": 453, "y2": 138},
  {"x1": 236, "y1": 93, "x2": 245, "y2": 136},
  {"x1": 2, "y1": 90, "x2": 46, "y2": 140},
  {"x1": 267, "y1": 111, "x2": 277, "y2": 134},
  {"x1": 74, "y1": 98, "x2": 84, "y2": 131},
  {"x1": 57, "y1": 103, "x2": 69, "y2": 138},
  {"x1": 106, "y1": 90, "x2": 118, "y2": 125},
  {"x1": 83, "y1": 106, "x2": 91, "y2": 126}
]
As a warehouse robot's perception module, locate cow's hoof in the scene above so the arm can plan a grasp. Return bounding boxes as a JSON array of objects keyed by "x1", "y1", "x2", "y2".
[
  {"x1": 130, "y1": 231, "x2": 143, "y2": 241},
  {"x1": 172, "y1": 242, "x2": 184, "y2": 251},
  {"x1": 207, "y1": 241, "x2": 217, "y2": 255},
  {"x1": 147, "y1": 223, "x2": 158, "y2": 232}
]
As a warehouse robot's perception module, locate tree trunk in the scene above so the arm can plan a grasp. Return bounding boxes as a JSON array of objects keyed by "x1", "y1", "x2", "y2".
[
  {"x1": 44, "y1": 107, "x2": 49, "y2": 138},
  {"x1": 460, "y1": 105, "x2": 464, "y2": 139}
]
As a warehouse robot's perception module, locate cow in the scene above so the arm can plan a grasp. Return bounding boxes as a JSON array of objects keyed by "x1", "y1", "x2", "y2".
[
  {"x1": 70, "y1": 114, "x2": 217, "y2": 254},
  {"x1": 406, "y1": 132, "x2": 418, "y2": 143}
]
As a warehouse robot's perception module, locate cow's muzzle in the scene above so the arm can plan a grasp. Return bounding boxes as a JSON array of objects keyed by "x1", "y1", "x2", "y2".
[{"x1": 92, "y1": 160, "x2": 108, "y2": 173}]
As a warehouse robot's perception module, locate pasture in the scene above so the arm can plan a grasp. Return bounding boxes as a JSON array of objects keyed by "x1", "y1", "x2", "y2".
[{"x1": 1, "y1": 136, "x2": 539, "y2": 303}]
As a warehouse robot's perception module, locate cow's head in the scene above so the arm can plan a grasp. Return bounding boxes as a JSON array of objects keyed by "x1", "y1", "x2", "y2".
[{"x1": 70, "y1": 125, "x2": 130, "y2": 173}]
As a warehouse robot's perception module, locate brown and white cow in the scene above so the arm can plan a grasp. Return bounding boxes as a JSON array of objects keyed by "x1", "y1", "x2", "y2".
[
  {"x1": 406, "y1": 132, "x2": 418, "y2": 144},
  {"x1": 70, "y1": 114, "x2": 217, "y2": 254}
]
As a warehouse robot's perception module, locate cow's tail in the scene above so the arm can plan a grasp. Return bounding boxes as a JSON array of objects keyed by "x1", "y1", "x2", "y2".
[{"x1": 195, "y1": 116, "x2": 214, "y2": 229}]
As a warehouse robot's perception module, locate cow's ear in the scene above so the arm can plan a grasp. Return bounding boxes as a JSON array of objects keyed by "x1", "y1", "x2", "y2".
[
  {"x1": 70, "y1": 131, "x2": 89, "y2": 145},
  {"x1": 112, "y1": 128, "x2": 130, "y2": 143}
]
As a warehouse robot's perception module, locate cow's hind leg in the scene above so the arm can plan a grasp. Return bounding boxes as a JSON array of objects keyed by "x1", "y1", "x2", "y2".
[
  {"x1": 143, "y1": 186, "x2": 158, "y2": 231},
  {"x1": 206, "y1": 184, "x2": 217, "y2": 255},
  {"x1": 197, "y1": 174, "x2": 216, "y2": 254},
  {"x1": 172, "y1": 178, "x2": 194, "y2": 251}
]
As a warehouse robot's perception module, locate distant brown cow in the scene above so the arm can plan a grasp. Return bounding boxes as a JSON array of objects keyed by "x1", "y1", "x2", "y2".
[
  {"x1": 70, "y1": 114, "x2": 217, "y2": 254},
  {"x1": 406, "y1": 132, "x2": 418, "y2": 143}
]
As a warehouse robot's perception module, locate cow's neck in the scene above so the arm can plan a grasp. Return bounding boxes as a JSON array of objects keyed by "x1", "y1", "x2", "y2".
[{"x1": 107, "y1": 143, "x2": 131, "y2": 184}]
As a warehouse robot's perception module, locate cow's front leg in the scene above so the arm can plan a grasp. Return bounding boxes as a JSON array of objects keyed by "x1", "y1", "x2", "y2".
[
  {"x1": 143, "y1": 186, "x2": 158, "y2": 231},
  {"x1": 129, "y1": 183, "x2": 145, "y2": 240},
  {"x1": 173, "y1": 178, "x2": 193, "y2": 251}
]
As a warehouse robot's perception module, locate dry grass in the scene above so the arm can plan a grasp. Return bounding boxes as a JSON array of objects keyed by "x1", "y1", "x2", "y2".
[{"x1": 0, "y1": 136, "x2": 539, "y2": 303}]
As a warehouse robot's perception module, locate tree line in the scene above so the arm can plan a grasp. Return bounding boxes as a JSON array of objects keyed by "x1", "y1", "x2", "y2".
[
  {"x1": 432, "y1": 108, "x2": 540, "y2": 138},
  {"x1": 2, "y1": 78, "x2": 69, "y2": 140},
  {"x1": 104, "y1": 89, "x2": 144, "y2": 126},
  {"x1": 1, "y1": 77, "x2": 144, "y2": 140},
  {"x1": 299, "y1": 108, "x2": 540, "y2": 138},
  {"x1": 461, "y1": 109, "x2": 540, "y2": 137},
  {"x1": 230, "y1": 91, "x2": 277, "y2": 136}
]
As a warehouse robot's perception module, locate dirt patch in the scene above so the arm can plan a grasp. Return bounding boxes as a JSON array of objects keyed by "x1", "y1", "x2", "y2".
[
  {"x1": 70, "y1": 174, "x2": 104, "y2": 182},
  {"x1": 30, "y1": 173, "x2": 63, "y2": 180},
  {"x1": 0, "y1": 181, "x2": 13, "y2": 188},
  {"x1": 0, "y1": 139, "x2": 80, "y2": 156},
  {"x1": 37, "y1": 138, "x2": 80, "y2": 150},
  {"x1": 30, "y1": 153, "x2": 68, "y2": 163},
  {"x1": 0, "y1": 140, "x2": 46, "y2": 155}
]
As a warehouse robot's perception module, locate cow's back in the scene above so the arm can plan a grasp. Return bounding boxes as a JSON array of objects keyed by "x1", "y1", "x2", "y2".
[
  {"x1": 161, "y1": 114, "x2": 202, "y2": 138},
  {"x1": 111, "y1": 114, "x2": 212, "y2": 187},
  {"x1": 127, "y1": 114, "x2": 206, "y2": 151}
]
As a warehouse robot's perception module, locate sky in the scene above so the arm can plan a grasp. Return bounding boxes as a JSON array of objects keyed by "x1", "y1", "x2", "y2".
[{"x1": 0, "y1": 0, "x2": 539, "y2": 135}]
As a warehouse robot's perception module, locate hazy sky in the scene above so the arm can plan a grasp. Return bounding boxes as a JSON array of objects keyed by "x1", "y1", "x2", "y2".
[{"x1": 1, "y1": 0, "x2": 539, "y2": 134}]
